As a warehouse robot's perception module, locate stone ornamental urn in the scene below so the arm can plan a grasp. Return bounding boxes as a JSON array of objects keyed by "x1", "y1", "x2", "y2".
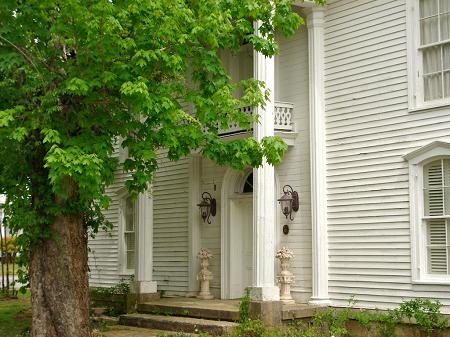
[
  {"x1": 197, "y1": 248, "x2": 214, "y2": 300},
  {"x1": 276, "y1": 247, "x2": 296, "y2": 304}
]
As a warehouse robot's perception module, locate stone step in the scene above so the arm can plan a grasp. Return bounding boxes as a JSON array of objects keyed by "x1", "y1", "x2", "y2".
[
  {"x1": 138, "y1": 299, "x2": 240, "y2": 322},
  {"x1": 119, "y1": 313, "x2": 238, "y2": 336}
]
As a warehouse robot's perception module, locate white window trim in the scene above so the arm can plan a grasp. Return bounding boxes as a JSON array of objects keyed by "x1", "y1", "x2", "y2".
[
  {"x1": 405, "y1": 141, "x2": 450, "y2": 284},
  {"x1": 116, "y1": 188, "x2": 137, "y2": 276},
  {"x1": 406, "y1": 1, "x2": 450, "y2": 111}
]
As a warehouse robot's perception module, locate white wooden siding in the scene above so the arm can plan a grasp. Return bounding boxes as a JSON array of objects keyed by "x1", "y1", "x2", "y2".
[
  {"x1": 198, "y1": 160, "x2": 227, "y2": 297},
  {"x1": 325, "y1": 0, "x2": 450, "y2": 312},
  {"x1": 153, "y1": 151, "x2": 190, "y2": 295},
  {"x1": 275, "y1": 23, "x2": 313, "y2": 302},
  {"x1": 88, "y1": 145, "x2": 131, "y2": 287}
]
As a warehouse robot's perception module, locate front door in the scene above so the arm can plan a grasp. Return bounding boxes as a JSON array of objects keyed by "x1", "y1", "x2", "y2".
[{"x1": 229, "y1": 196, "x2": 253, "y2": 299}]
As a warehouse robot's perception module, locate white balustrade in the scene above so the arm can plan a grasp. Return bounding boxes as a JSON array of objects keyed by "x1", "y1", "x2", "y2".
[
  {"x1": 218, "y1": 102, "x2": 294, "y2": 135},
  {"x1": 274, "y1": 102, "x2": 294, "y2": 131}
]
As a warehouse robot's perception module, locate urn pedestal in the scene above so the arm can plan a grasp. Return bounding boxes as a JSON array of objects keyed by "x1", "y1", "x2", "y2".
[
  {"x1": 197, "y1": 249, "x2": 214, "y2": 300},
  {"x1": 276, "y1": 247, "x2": 295, "y2": 304}
]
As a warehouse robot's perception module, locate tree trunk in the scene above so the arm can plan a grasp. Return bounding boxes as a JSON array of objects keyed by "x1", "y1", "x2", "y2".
[{"x1": 29, "y1": 214, "x2": 90, "y2": 337}]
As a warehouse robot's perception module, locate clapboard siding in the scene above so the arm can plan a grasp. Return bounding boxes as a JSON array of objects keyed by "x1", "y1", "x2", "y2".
[
  {"x1": 199, "y1": 159, "x2": 227, "y2": 296},
  {"x1": 276, "y1": 23, "x2": 313, "y2": 301},
  {"x1": 325, "y1": 0, "x2": 450, "y2": 312},
  {"x1": 152, "y1": 152, "x2": 190, "y2": 296},
  {"x1": 88, "y1": 143, "x2": 131, "y2": 287}
]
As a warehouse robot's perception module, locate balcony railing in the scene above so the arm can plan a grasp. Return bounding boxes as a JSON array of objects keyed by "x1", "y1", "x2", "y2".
[{"x1": 219, "y1": 101, "x2": 294, "y2": 136}]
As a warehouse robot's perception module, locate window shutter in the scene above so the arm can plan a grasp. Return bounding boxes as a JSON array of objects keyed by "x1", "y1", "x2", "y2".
[
  {"x1": 424, "y1": 160, "x2": 444, "y2": 216},
  {"x1": 124, "y1": 196, "x2": 136, "y2": 271},
  {"x1": 444, "y1": 159, "x2": 450, "y2": 215},
  {"x1": 427, "y1": 219, "x2": 448, "y2": 274},
  {"x1": 126, "y1": 233, "x2": 136, "y2": 270}
]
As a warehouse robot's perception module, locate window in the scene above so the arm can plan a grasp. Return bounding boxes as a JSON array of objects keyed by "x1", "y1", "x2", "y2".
[
  {"x1": 405, "y1": 141, "x2": 450, "y2": 283},
  {"x1": 423, "y1": 159, "x2": 450, "y2": 274},
  {"x1": 122, "y1": 196, "x2": 136, "y2": 273},
  {"x1": 242, "y1": 173, "x2": 253, "y2": 193},
  {"x1": 408, "y1": 0, "x2": 450, "y2": 108}
]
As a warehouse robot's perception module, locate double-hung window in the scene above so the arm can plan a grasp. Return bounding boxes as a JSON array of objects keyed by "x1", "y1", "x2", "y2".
[
  {"x1": 423, "y1": 159, "x2": 450, "y2": 274},
  {"x1": 408, "y1": 0, "x2": 450, "y2": 108},
  {"x1": 122, "y1": 196, "x2": 136, "y2": 274},
  {"x1": 406, "y1": 142, "x2": 450, "y2": 283}
]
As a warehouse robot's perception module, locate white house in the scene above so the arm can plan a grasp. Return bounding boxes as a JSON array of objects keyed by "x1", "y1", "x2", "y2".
[{"x1": 88, "y1": 0, "x2": 450, "y2": 314}]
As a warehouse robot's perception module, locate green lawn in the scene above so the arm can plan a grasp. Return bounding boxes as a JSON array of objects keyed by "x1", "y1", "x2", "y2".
[{"x1": 0, "y1": 292, "x2": 31, "y2": 337}]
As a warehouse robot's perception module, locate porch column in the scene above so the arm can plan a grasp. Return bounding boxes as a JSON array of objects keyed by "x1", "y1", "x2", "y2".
[
  {"x1": 188, "y1": 155, "x2": 202, "y2": 296},
  {"x1": 251, "y1": 21, "x2": 279, "y2": 302},
  {"x1": 306, "y1": 6, "x2": 330, "y2": 305},
  {"x1": 132, "y1": 192, "x2": 157, "y2": 298}
]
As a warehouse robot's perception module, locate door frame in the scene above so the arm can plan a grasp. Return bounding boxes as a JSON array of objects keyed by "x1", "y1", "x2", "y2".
[
  {"x1": 228, "y1": 193, "x2": 253, "y2": 299},
  {"x1": 221, "y1": 168, "x2": 280, "y2": 299},
  {"x1": 221, "y1": 169, "x2": 252, "y2": 299}
]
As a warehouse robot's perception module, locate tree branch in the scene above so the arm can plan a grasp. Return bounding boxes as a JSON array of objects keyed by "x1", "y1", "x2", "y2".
[{"x1": 0, "y1": 34, "x2": 42, "y2": 78}]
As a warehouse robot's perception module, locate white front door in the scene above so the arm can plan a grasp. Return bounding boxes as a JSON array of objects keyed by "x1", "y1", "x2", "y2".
[{"x1": 229, "y1": 196, "x2": 253, "y2": 299}]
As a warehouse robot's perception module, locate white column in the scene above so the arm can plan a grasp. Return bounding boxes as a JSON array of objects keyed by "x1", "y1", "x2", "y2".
[
  {"x1": 307, "y1": 6, "x2": 330, "y2": 305},
  {"x1": 188, "y1": 155, "x2": 202, "y2": 296},
  {"x1": 250, "y1": 21, "x2": 279, "y2": 302},
  {"x1": 133, "y1": 191, "x2": 157, "y2": 294}
]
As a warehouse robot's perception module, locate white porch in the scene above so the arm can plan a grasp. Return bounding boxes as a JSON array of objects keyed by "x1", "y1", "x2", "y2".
[{"x1": 93, "y1": 3, "x2": 329, "y2": 308}]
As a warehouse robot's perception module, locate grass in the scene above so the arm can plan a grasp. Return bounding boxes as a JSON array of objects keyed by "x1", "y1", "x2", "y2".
[{"x1": 0, "y1": 291, "x2": 31, "y2": 337}]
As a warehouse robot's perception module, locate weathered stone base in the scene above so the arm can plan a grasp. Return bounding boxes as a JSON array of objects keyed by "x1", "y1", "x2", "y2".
[
  {"x1": 249, "y1": 301, "x2": 282, "y2": 326},
  {"x1": 127, "y1": 290, "x2": 160, "y2": 313},
  {"x1": 130, "y1": 281, "x2": 158, "y2": 294}
]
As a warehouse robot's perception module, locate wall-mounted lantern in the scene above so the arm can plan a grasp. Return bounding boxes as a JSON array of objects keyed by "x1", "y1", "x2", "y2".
[
  {"x1": 197, "y1": 192, "x2": 216, "y2": 224},
  {"x1": 277, "y1": 185, "x2": 299, "y2": 235}
]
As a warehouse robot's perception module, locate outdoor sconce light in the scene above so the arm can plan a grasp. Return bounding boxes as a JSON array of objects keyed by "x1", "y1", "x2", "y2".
[
  {"x1": 277, "y1": 185, "x2": 299, "y2": 234},
  {"x1": 197, "y1": 192, "x2": 216, "y2": 224}
]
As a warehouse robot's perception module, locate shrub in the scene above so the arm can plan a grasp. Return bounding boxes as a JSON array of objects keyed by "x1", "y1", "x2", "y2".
[{"x1": 235, "y1": 319, "x2": 268, "y2": 337}]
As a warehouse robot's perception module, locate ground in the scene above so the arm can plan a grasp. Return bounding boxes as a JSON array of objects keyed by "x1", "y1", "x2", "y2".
[
  {"x1": 0, "y1": 293, "x2": 166, "y2": 337},
  {"x1": 0, "y1": 292, "x2": 31, "y2": 337}
]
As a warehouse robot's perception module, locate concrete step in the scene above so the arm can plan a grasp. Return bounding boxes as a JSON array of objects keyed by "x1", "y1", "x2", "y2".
[
  {"x1": 138, "y1": 299, "x2": 240, "y2": 322},
  {"x1": 119, "y1": 313, "x2": 238, "y2": 336}
]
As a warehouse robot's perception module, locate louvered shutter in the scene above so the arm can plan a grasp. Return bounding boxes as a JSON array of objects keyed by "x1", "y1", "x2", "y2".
[
  {"x1": 124, "y1": 197, "x2": 136, "y2": 271},
  {"x1": 427, "y1": 219, "x2": 448, "y2": 274},
  {"x1": 424, "y1": 160, "x2": 444, "y2": 216},
  {"x1": 424, "y1": 159, "x2": 450, "y2": 274}
]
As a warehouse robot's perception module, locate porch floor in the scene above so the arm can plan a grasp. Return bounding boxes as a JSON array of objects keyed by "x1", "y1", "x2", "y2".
[
  {"x1": 145, "y1": 297, "x2": 240, "y2": 311},
  {"x1": 139, "y1": 297, "x2": 323, "y2": 321}
]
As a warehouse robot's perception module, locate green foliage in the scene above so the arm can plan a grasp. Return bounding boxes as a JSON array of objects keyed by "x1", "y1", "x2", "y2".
[
  {"x1": 235, "y1": 319, "x2": 268, "y2": 337},
  {"x1": 309, "y1": 308, "x2": 352, "y2": 337},
  {"x1": 283, "y1": 298, "x2": 446, "y2": 337},
  {"x1": 239, "y1": 288, "x2": 251, "y2": 322},
  {"x1": 90, "y1": 282, "x2": 130, "y2": 296},
  {"x1": 0, "y1": 0, "x2": 321, "y2": 275},
  {"x1": 395, "y1": 298, "x2": 447, "y2": 337},
  {"x1": 89, "y1": 282, "x2": 130, "y2": 316},
  {"x1": 232, "y1": 298, "x2": 447, "y2": 337}
]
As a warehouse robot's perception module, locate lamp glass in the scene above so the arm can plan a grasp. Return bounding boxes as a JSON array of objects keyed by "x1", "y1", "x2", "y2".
[
  {"x1": 198, "y1": 200, "x2": 210, "y2": 222},
  {"x1": 278, "y1": 193, "x2": 293, "y2": 219}
]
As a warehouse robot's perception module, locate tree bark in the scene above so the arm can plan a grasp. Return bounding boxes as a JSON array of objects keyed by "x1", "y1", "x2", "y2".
[{"x1": 29, "y1": 214, "x2": 90, "y2": 337}]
